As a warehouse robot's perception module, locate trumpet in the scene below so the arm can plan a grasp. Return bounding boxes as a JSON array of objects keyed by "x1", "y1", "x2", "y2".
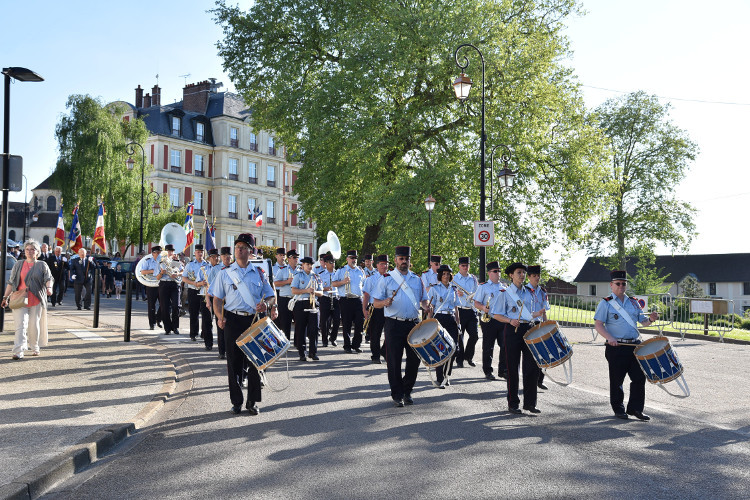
[
  {"x1": 363, "y1": 303, "x2": 375, "y2": 332},
  {"x1": 304, "y1": 273, "x2": 319, "y2": 313},
  {"x1": 480, "y1": 294, "x2": 493, "y2": 323},
  {"x1": 451, "y1": 279, "x2": 476, "y2": 304}
]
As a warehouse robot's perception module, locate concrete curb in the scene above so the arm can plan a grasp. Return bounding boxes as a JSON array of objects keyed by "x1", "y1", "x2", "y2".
[{"x1": 1, "y1": 340, "x2": 178, "y2": 500}]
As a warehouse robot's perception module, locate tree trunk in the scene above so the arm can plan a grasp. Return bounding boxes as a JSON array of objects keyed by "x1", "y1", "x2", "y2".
[{"x1": 361, "y1": 216, "x2": 384, "y2": 256}]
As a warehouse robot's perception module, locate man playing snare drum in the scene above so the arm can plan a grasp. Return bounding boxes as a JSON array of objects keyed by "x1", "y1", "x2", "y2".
[{"x1": 594, "y1": 270, "x2": 658, "y2": 421}]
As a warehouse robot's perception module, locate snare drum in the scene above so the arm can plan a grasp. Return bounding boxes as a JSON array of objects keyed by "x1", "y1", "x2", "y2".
[
  {"x1": 407, "y1": 319, "x2": 456, "y2": 368},
  {"x1": 633, "y1": 336, "x2": 683, "y2": 384},
  {"x1": 236, "y1": 317, "x2": 290, "y2": 371},
  {"x1": 523, "y1": 320, "x2": 573, "y2": 369}
]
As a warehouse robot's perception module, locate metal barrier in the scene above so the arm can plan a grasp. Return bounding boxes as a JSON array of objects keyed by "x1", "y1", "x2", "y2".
[{"x1": 671, "y1": 296, "x2": 734, "y2": 342}]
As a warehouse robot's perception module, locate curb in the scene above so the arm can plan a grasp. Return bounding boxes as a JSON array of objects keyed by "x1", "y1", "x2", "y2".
[{"x1": 1, "y1": 341, "x2": 178, "y2": 500}]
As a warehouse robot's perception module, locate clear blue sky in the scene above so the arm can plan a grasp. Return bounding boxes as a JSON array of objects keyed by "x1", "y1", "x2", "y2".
[{"x1": 3, "y1": 1, "x2": 747, "y2": 277}]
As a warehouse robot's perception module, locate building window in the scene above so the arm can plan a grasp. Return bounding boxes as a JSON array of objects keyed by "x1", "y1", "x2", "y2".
[
  {"x1": 230, "y1": 127, "x2": 238, "y2": 147},
  {"x1": 709, "y1": 282, "x2": 717, "y2": 296},
  {"x1": 267, "y1": 164, "x2": 276, "y2": 187},
  {"x1": 268, "y1": 136, "x2": 276, "y2": 156},
  {"x1": 46, "y1": 196, "x2": 56, "y2": 211},
  {"x1": 196, "y1": 122, "x2": 205, "y2": 142},
  {"x1": 228, "y1": 195, "x2": 237, "y2": 219},
  {"x1": 227, "y1": 235, "x2": 234, "y2": 249},
  {"x1": 228, "y1": 158, "x2": 238, "y2": 180},
  {"x1": 195, "y1": 154, "x2": 204, "y2": 177},
  {"x1": 43, "y1": 235, "x2": 50, "y2": 245},
  {"x1": 284, "y1": 204, "x2": 289, "y2": 226},
  {"x1": 298, "y1": 207, "x2": 307, "y2": 229},
  {"x1": 744, "y1": 282, "x2": 750, "y2": 295},
  {"x1": 194, "y1": 192, "x2": 204, "y2": 216},
  {"x1": 171, "y1": 116, "x2": 181, "y2": 137},
  {"x1": 267, "y1": 238, "x2": 274, "y2": 247},
  {"x1": 248, "y1": 162, "x2": 257, "y2": 183},
  {"x1": 170, "y1": 150, "x2": 181, "y2": 173},
  {"x1": 266, "y1": 200, "x2": 276, "y2": 224},
  {"x1": 170, "y1": 188, "x2": 180, "y2": 208},
  {"x1": 247, "y1": 198, "x2": 257, "y2": 220},
  {"x1": 589, "y1": 284, "x2": 596, "y2": 296},
  {"x1": 284, "y1": 171, "x2": 290, "y2": 192},
  {"x1": 8, "y1": 230, "x2": 15, "y2": 241},
  {"x1": 249, "y1": 132, "x2": 258, "y2": 151}
]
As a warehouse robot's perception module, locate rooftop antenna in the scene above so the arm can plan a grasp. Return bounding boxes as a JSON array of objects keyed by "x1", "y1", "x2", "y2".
[{"x1": 179, "y1": 73, "x2": 191, "y2": 86}]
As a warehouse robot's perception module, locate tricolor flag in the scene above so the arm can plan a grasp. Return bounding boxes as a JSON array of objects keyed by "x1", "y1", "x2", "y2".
[
  {"x1": 93, "y1": 202, "x2": 107, "y2": 253},
  {"x1": 204, "y1": 218, "x2": 216, "y2": 252},
  {"x1": 183, "y1": 202, "x2": 194, "y2": 252},
  {"x1": 68, "y1": 203, "x2": 83, "y2": 253},
  {"x1": 54, "y1": 205, "x2": 66, "y2": 248},
  {"x1": 253, "y1": 206, "x2": 263, "y2": 227}
]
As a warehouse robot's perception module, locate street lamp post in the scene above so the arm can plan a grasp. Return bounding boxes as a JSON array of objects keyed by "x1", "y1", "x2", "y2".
[
  {"x1": 424, "y1": 196, "x2": 436, "y2": 264},
  {"x1": 488, "y1": 145, "x2": 516, "y2": 210},
  {"x1": 126, "y1": 142, "x2": 147, "y2": 254},
  {"x1": 22, "y1": 174, "x2": 28, "y2": 242},
  {"x1": 2, "y1": 67, "x2": 43, "y2": 331},
  {"x1": 454, "y1": 44, "x2": 487, "y2": 282}
]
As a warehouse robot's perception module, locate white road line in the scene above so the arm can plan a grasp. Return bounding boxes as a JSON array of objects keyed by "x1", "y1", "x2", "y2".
[{"x1": 65, "y1": 329, "x2": 107, "y2": 341}]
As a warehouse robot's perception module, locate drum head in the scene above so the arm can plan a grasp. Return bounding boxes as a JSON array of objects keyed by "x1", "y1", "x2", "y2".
[
  {"x1": 635, "y1": 337, "x2": 669, "y2": 356},
  {"x1": 408, "y1": 319, "x2": 438, "y2": 345},
  {"x1": 525, "y1": 321, "x2": 557, "y2": 341}
]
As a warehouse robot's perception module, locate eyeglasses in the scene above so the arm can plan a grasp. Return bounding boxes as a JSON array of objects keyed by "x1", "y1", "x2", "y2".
[
  {"x1": 488, "y1": 270, "x2": 499, "y2": 274},
  {"x1": 612, "y1": 282, "x2": 627, "y2": 286}
]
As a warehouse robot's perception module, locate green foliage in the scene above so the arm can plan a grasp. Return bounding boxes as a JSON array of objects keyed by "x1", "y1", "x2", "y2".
[
  {"x1": 678, "y1": 275, "x2": 705, "y2": 298},
  {"x1": 53, "y1": 95, "x2": 184, "y2": 253},
  {"x1": 256, "y1": 245, "x2": 277, "y2": 260},
  {"x1": 626, "y1": 246, "x2": 670, "y2": 295},
  {"x1": 587, "y1": 91, "x2": 698, "y2": 269},
  {"x1": 214, "y1": 0, "x2": 609, "y2": 272}
]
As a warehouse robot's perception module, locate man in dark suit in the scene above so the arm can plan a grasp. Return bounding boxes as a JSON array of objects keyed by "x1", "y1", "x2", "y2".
[
  {"x1": 70, "y1": 248, "x2": 94, "y2": 310},
  {"x1": 46, "y1": 245, "x2": 68, "y2": 306}
]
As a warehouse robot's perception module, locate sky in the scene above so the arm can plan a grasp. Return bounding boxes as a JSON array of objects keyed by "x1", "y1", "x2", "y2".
[{"x1": 2, "y1": 1, "x2": 748, "y2": 279}]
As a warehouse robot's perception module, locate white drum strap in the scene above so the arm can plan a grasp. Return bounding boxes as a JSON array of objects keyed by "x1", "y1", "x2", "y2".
[
  {"x1": 504, "y1": 287, "x2": 534, "y2": 322},
  {"x1": 389, "y1": 270, "x2": 419, "y2": 315},
  {"x1": 229, "y1": 268, "x2": 257, "y2": 310},
  {"x1": 607, "y1": 295, "x2": 638, "y2": 331}
]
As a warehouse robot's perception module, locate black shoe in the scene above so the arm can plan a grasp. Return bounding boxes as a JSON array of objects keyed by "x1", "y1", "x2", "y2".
[
  {"x1": 231, "y1": 405, "x2": 242, "y2": 415},
  {"x1": 219, "y1": 353, "x2": 226, "y2": 360},
  {"x1": 310, "y1": 355, "x2": 320, "y2": 361},
  {"x1": 614, "y1": 411, "x2": 629, "y2": 420},
  {"x1": 466, "y1": 360, "x2": 476, "y2": 367},
  {"x1": 157, "y1": 322, "x2": 162, "y2": 327},
  {"x1": 344, "y1": 348, "x2": 352, "y2": 353},
  {"x1": 150, "y1": 325, "x2": 155, "y2": 330},
  {"x1": 508, "y1": 407, "x2": 522, "y2": 414},
  {"x1": 627, "y1": 411, "x2": 651, "y2": 421},
  {"x1": 191, "y1": 336, "x2": 197, "y2": 342},
  {"x1": 538, "y1": 383, "x2": 549, "y2": 390},
  {"x1": 330, "y1": 340, "x2": 338, "y2": 347},
  {"x1": 485, "y1": 373, "x2": 496, "y2": 381},
  {"x1": 205, "y1": 346, "x2": 213, "y2": 351},
  {"x1": 364, "y1": 336, "x2": 370, "y2": 343},
  {"x1": 299, "y1": 355, "x2": 307, "y2": 362},
  {"x1": 77, "y1": 306, "x2": 82, "y2": 310},
  {"x1": 498, "y1": 372, "x2": 508, "y2": 380},
  {"x1": 393, "y1": 398, "x2": 404, "y2": 408},
  {"x1": 353, "y1": 347, "x2": 363, "y2": 353},
  {"x1": 371, "y1": 358, "x2": 382, "y2": 364},
  {"x1": 84, "y1": 306, "x2": 91, "y2": 310},
  {"x1": 455, "y1": 362, "x2": 464, "y2": 368},
  {"x1": 524, "y1": 406, "x2": 542, "y2": 414},
  {"x1": 322, "y1": 343, "x2": 328, "y2": 347},
  {"x1": 173, "y1": 329, "x2": 180, "y2": 335},
  {"x1": 403, "y1": 395, "x2": 414, "y2": 405},
  {"x1": 164, "y1": 331, "x2": 171, "y2": 335},
  {"x1": 246, "y1": 402, "x2": 259, "y2": 415}
]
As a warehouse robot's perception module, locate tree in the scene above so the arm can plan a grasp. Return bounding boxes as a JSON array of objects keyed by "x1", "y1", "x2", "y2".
[
  {"x1": 626, "y1": 246, "x2": 670, "y2": 295},
  {"x1": 214, "y1": 0, "x2": 609, "y2": 271},
  {"x1": 679, "y1": 275, "x2": 705, "y2": 298},
  {"x1": 588, "y1": 91, "x2": 698, "y2": 270},
  {"x1": 54, "y1": 95, "x2": 183, "y2": 254}
]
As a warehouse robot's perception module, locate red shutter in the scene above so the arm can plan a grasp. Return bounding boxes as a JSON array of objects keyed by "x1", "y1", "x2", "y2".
[
  {"x1": 185, "y1": 149, "x2": 193, "y2": 174},
  {"x1": 208, "y1": 154, "x2": 213, "y2": 178},
  {"x1": 291, "y1": 240, "x2": 297, "y2": 250},
  {"x1": 292, "y1": 172, "x2": 297, "y2": 186},
  {"x1": 150, "y1": 144, "x2": 154, "y2": 165},
  {"x1": 291, "y1": 203, "x2": 297, "y2": 226},
  {"x1": 184, "y1": 187, "x2": 192, "y2": 205},
  {"x1": 162, "y1": 183, "x2": 168, "y2": 194},
  {"x1": 123, "y1": 116, "x2": 129, "y2": 122},
  {"x1": 163, "y1": 145, "x2": 168, "y2": 170},
  {"x1": 207, "y1": 190, "x2": 212, "y2": 216}
]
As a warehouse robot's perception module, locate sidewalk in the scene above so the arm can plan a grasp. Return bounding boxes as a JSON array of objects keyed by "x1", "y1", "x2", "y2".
[{"x1": 0, "y1": 307, "x2": 176, "y2": 500}]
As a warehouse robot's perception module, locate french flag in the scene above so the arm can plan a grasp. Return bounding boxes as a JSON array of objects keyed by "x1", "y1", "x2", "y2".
[
  {"x1": 54, "y1": 205, "x2": 66, "y2": 248},
  {"x1": 68, "y1": 203, "x2": 83, "y2": 253},
  {"x1": 93, "y1": 202, "x2": 107, "y2": 253}
]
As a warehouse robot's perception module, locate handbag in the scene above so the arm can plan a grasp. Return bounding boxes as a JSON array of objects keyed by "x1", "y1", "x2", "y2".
[{"x1": 9, "y1": 290, "x2": 28, "y2": 309}]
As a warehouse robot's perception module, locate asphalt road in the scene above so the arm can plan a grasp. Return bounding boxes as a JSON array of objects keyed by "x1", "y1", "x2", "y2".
[{"x1": 40, "y1": 293, "x2": 750, "y2": 499}]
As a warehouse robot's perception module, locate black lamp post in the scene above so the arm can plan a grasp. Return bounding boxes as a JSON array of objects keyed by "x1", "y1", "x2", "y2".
[
  {"x1": 453, "y1": 44, "x2": 487, "y2": 282},
  {"x1": 424, "y1": 196, "x2": 435, "y2": 264},
  {"x1": 2, "y1": 67, "x2": 43, "y2": 331},
  {"x1": 488, "y1": 145, "x2": 516, "y2": 210},
  {"x1": 126, "y1": 141, "x2": 147, "y2": 254}
]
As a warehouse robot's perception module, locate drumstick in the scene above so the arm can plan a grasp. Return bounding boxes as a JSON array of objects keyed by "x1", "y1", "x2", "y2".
[{"x1": 515, "y1": 301, "x2": 524, "y2": 332}]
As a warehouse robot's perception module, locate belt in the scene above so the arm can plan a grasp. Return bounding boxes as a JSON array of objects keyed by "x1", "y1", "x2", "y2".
[
  {"x1": 612, "y1": 338, "x2": 640, "y2": 344},
  {"x1": 227, "y1": 309, "x2": 254, "y2": 316},
  {"x1": 387, "y1": 316, "x2": 418, "y2": 322},
  {"x1": 435, "y1": 312, "x2": 453, "y2": 316},
  {"x1": 458, "y1": 306, "x2": 474, "y2": 310}
]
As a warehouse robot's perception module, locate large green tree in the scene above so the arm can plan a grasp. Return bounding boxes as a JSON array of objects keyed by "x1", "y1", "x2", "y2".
[
  {"x1": 589, "y1": 91, "x2": 698, "y2": 269},
  {"x1": 215, "y1": 0, "x2": 608, "y2": 271},
  {"x1": 54, "y1": 95, "x2": 182, "y2": 254}
]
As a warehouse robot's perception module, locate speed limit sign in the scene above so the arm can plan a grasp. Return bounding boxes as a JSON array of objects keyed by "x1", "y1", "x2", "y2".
[{"x1": 473, "y1": 221, "x2": 495, "y2": 247}]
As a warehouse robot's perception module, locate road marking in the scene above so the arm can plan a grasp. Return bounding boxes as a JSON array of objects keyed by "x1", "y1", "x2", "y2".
[{"x1": 65, "y1": 329, "x2": 107, "y2": 341}]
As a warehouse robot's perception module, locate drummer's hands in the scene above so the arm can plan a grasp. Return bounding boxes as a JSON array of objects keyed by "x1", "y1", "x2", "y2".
[
  {"x1": 270, "y1": 306, "x2": 278, "y2": 320},
  {"x1": 385, "y1": 296, "x2": 394, "y2": 307},
  {"x1": 607, "y1": 336, "x2": 618, "y2": 346},
  {"x1": 257, "y1": 301, "x2": 268, "y2": 313},
  {"x1": 649, "y1": 312, "x2": 659, "y2": 323},
  {"x1": 509, "y1": 318, "x2": 520, "y2": 328}
]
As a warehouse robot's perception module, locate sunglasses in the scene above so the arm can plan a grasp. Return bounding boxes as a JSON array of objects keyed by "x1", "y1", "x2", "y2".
[
  {"x1": 488, "y1": 270, "x2": 499, "y2": 274},
  {"x1": 612, "y1": 282, "x2": 627, "y2": 286}
]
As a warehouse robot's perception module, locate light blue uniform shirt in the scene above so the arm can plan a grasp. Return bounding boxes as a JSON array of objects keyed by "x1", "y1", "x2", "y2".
[
  {"x1": 140, "y1": 255, "x2": 160, "y2": 273},
  {"x1": 491, "y1": 283, "x2": 534, "y2": 319},
  {"x1": 474, "y1": 280, "x2": 505, "y2": 314},
  {"x1": 209, "y1": 261, "x2": 274, "y2": 313},
  {"x1": 318, "y1": 268, "x2": 337, "y2": 297},
  {"x1": 272, "y1": 261, "x2": 286, "y2": 278},
  {"x1": 526, "y1": 283, "x2": 550, "y2": 314},
  {"x1": 374, "y1": 271, "x2": 426, "y2": 320},
  {"x1": 594, "y1": 294, "x2": 648, "y2": 340},
  {"x1": 363, "y1": 272, "x2": 385, "y2": 305},
  {"x1": 454, "y1": 272, "x2": 479, "y2": 308},
  {"x1": 333, "y1": 265, "x2": 365, "y2": 297},
  {"x1": 428, "y1": 283, "x2": 458, "y2": 315},
  {"x1": 274, "y1": 265, "x2": 293, "y2": 297},
  {"x1": 205, "y1": 264, "x2": 225, "y2": 296},
  {"x1": 364, "y1": 267, "x2": 377, "y2": 278},
  {"x1": 291, "y1": 270, "x2": 322, "y2": 300},
  {"x1": 183, "y1": 259, "x2": 209, "y2": 290},
  {"x1": 421, "y1": 269, "x2": 438, "y2": 289}
]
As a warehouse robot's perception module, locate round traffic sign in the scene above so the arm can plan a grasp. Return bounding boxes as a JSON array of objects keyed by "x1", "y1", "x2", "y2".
[{"x1": 478, "y1": 230, "x2": 491, "y2": 242}]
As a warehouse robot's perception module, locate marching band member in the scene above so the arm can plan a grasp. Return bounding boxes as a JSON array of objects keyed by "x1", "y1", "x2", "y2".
[
  {"x1": 373, "y1": 246, "x2": 431, "y2": 407},
  {"x1": 312, "y1": 252, "x2": 326, "y2": 274},
  {"x1": 272, "y1": 247, "x2": 287, "y2": 278},
  {"x1": 473, "y1": 261, "x2": 507, "y2": 380},
  {"x1": 331, "y1": 250, "x2": 366, "y2": 353},
  {"x1": 272, "y1": 247, "x2": 290, "y2": 331},
  {"x1": 421, "y1": 255, "x2": 441, "y2": 290},
  {"x1": 594, "y1": 270, "x2": 658, "y2": 421},
  {"x1": 183, "y1": 244, "x2": 212, "y2": 348},
  {"x1": 526, "y1": 265, "x2": 550, "y2": 390},
  {"x1": 204, "y1": 248, "x2": 223, "y2": 358},
  {"x1": 273, "y1": 249, "x2": 298, "y2": 341},
  {"x1": 428, "y1": 264, "x2": 461, "y2": 388},
  {"x1": 139, "y1": 246, "x2": 162, "y2": 330},
  {"x1": 362, "y1": 254, "x2": 389, "y2": 364},
  {"x1": 454, "y1": 256, "x2": 479, "y2": 367},
  {"x1": 318, "y1": 253, "x2": 340, "y2": 347},
  {"x1": 291, "y1": 256, "x2": 323, "y2": 361},
  {"x1": 210, "y1": 234, "x2": 277, "y2": 416},
  {"x1": 157, "y1": 244, "x2": 184, "y2": 335},
  {"x1": 492, "y1": 262, "x2": 545, "y2": 414},
  {"x1": 363, "y1": 254, "x2": 376, "y2": 277}
]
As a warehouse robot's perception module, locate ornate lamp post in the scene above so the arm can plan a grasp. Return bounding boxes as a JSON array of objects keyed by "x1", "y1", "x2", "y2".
[
  {"x1": 424, "y1": 196, "x2": 436, "y2": 264},
  {"x1": 488, "y1": 145, "x2": 516, "y2": 210}
]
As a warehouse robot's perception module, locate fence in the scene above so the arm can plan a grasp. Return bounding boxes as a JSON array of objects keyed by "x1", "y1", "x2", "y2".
[{"x1": 671, "y1": 296, "x2": 735, "y2": 341}]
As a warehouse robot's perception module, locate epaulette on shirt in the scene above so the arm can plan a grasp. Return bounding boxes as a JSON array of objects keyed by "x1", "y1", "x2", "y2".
[
  {"x1": 604, "y1": 296, "x2": 613, "y2": 301},
  {"x1": 540, "y1": 284, "x2": 547, "y2": 293}
]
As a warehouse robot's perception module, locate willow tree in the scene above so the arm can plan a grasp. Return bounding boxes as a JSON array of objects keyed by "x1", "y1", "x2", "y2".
[
  {"x1": 54, "y1": 94, "x2": 181, "y2": 254},
  {"x1": 215, "y1": 0, "x2": 608, "y2": 271}
]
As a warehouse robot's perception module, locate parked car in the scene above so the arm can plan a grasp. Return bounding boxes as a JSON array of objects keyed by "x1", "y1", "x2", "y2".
[{"x1": 5, "y1": 254, "x2": 17, "y2": 284}]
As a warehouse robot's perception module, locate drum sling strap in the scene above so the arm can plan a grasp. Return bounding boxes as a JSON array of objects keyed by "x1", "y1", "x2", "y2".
[
  {"x1": 606, "y1": 294, "x2": 639, "y2": 332},
  {"x1": 228, "y1": 267, "x2": 258, "y2": 311},
  {"x1": 504, "y1": 286, "x2": 534, "y2": 322},
  {"x1": 389, "y1": 270, "x2": 419, "y2": 317},
  {"x1": 433, "y1": 286, "x2": 453, "y2": 315}
]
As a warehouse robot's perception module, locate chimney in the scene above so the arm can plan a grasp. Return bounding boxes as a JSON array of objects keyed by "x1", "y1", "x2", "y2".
[
  {"x1": 144, "y1": 93, "x2": 152, "y2": 108},
  {"x1": 152, "y1": 84, "x2": 161, "y2": 107},
  {"x1": 135, "y1": 85, "x2": 143, "y2": 108},
  {"x1": 183, "y1": 80, "x2": 211, "y2": 113}
]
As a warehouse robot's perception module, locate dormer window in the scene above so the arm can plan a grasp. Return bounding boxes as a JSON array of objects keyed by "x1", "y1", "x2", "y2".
[
  {"x1": 196, "y1": 122, "x2": 205, "y2": 142},
  {"x1": 171, "y1": 116, "x2": 181, "y2": 137}
]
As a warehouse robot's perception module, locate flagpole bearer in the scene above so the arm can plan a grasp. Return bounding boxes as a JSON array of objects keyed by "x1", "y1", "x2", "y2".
[{"x1": 92, "y1": 201, "x2": 107, "y2": 329}]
